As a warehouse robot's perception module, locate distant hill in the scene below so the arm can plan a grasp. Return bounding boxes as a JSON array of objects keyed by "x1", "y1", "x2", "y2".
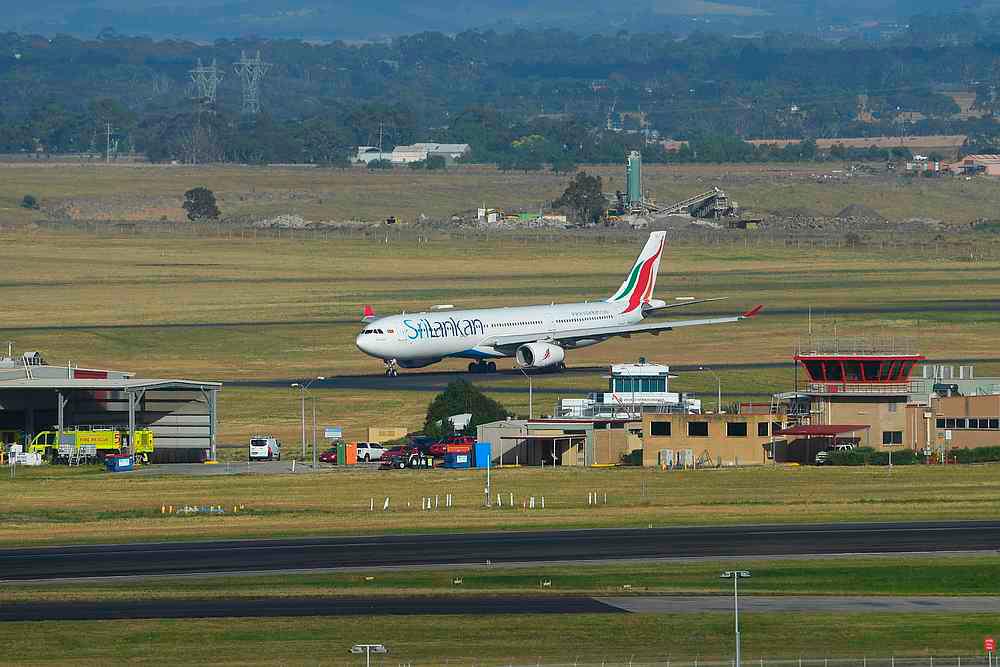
[{"x1": 0, "y1": 0, "x2": 939, "y2": 42}]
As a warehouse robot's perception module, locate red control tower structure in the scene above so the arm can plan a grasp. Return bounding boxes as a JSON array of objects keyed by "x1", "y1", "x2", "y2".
[
  {"x1": 773, "y1": 336, "x2": 925, "y2": 463},
  {"x1": 795, "y1": 338, "x2": 925, "y2": 394}
]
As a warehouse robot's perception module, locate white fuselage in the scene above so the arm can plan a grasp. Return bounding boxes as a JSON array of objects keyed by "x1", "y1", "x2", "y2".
[{"x1": 356, "y1": 301, "x2": 644, "y2": 365}]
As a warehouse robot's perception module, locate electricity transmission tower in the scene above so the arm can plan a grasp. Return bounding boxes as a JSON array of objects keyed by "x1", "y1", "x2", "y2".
[
  {"x1": 234, "y1": 50, "x2": 271, "y2": 115},
  {"x1": 189, "y1": 58, "x2": 224, "y2": 109}
]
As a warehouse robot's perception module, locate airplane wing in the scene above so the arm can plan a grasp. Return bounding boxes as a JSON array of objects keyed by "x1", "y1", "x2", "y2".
[
  {"x1": 642, "y1": 296, "x2": 729, "y2": 314},
  {"x1": 487, "y1": 305, "x2": 763, "y2": 350}
]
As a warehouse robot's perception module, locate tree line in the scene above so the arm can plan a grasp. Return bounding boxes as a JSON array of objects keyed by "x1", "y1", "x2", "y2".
[{"x1": 6, "y1": 18, "x2": 1000, "y2": 163}]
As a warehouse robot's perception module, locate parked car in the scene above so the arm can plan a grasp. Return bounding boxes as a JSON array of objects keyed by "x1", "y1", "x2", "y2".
[
  {"x1": 408, "y1": 435, "x2": 436, "y2": 454},
  {"x1": 318, "y1": 447, "x2": 337, "y2": 464},
  {"x1": 249, "y1": 435, "x2": 281, "y2": 461},
  {"x1": 382, "y1": 445, "x2": 415, "y2": 459},
  {"x1": 355, "y1": 441, "x2": 386, "y2": 462},
  {"x1": 815, "y1": 442, "x2": 855, "y2": 465}
]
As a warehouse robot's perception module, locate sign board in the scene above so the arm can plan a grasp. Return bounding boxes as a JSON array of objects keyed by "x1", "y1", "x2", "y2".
[
  {"x1": 945, "y1": 429, "x2": 953, "y2": 441},
  {"x1": 985, "y1": 637, "x2": 995, "y2": 653},
  {"x1": 324, "y1": 427, "x2": 342, "y2": 440}
]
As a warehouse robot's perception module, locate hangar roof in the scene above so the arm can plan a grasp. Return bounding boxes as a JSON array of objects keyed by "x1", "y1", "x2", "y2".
[{"x1": 0, "y1": 378, "x2": 221, "y2": 391}]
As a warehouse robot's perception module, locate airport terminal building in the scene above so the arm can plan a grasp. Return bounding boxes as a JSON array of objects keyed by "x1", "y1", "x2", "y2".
[{"x1": 0, "y1": 350, "x2": 221, "y2": 463}]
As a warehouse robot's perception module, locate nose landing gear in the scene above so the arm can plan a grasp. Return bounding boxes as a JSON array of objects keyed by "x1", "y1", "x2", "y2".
[
  {"x1": 384, "y1": 359, "x2": 399, "y2": 377},
  {"x1": 468, "y1": 361, "x2": 498, "y2": 374}
]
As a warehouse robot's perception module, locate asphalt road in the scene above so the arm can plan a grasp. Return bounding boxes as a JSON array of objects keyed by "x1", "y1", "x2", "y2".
[
  {"x1": 2, "y1": 521, "x2": 999, "y2": 582},
  {"x1": 2, "y1": 595, "x2": 997, "y2": 622}
]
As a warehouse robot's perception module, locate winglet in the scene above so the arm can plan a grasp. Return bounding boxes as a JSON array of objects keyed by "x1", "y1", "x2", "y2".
[
  {"x1": 741, "y1": 304, "x2": 764, "y2": 319},
  {"x1": 362, "y1": 304, "x2": 376, "y2": 322}
]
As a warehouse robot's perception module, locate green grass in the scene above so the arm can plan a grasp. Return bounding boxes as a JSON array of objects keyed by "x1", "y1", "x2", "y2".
[
  {"x1": 4, "y1": 465, "x2": 1000, "y2": 546},
  {"x1": 0, "y1": 613, "x2": 993, "y2": 664},
  {"x1": 5, "y1": 555, "x2": 1000, "y2": 604}
]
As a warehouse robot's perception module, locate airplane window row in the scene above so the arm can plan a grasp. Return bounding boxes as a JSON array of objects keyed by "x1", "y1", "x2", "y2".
[
  {"x1": 491, "y1": 320, "x2": 542, "y2": 328},
  {"x1": 555, "y1": 314, "x2": 612, "y2": 324},
  {"x1": 361, "y1": 329, "x2": 384, "y2": 335}
]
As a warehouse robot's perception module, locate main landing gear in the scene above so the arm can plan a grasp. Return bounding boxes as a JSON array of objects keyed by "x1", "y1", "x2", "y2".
[
  {"x1": 383, "y1": 359, "x2": 399, "y2": 377},
  {"x1": 468, "y1": 360, "x2": 497, "y2": 374}
]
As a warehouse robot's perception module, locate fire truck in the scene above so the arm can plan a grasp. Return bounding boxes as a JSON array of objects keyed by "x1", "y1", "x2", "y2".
[{"x1": 28, "y1": 428, "x2": 154, "y2": 463}]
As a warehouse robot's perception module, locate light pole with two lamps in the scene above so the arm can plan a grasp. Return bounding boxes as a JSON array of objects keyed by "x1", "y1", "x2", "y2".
[
  {"x1": 350, "y1": 643, "x2": 387, "y2": 667},
  {"x1": 721, "y1": 569, "x2": 751, "y2": 667},
  {"x1": 291, "y1": 376, "x2": 325, "y2": 466},
  {"x1": 699, "y1": 365, "x2": 722, "y2": 413},
  {"x1": 517, "y1": 365, "x2": 533, "y2": 419}
]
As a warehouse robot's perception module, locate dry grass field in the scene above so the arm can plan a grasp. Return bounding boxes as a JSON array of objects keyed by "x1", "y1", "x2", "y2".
[
  {"x1": 5, "y1": 465, "x2": 1000, "y2": 546},
  {"x1": 0, "y1": 227, "x2": 998, "y2": 443},
  {"x1": 6, "y1": 161, "x2": 1000, "y2": 226},
  {"x1": 1, "y1": 162, "x2": 998, "y2": 443}
]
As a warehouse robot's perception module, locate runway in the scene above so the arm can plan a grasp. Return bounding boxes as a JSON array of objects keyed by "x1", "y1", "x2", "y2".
[
  {"x1": 2, "y1": 521, "x2": 999, "y2": 583},
  {"x1": 1, "y1": 595, "x2": 997, "y2": 622}
]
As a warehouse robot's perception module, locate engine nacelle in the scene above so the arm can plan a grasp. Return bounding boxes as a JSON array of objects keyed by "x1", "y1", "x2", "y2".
[{"x1": 515, "y1": 343, "x2": 565, "y2": 369}]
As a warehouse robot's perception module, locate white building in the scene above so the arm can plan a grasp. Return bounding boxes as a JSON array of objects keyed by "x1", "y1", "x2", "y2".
[
  {"x1": 355, "y1": 143, "x2": 471, "y2": 165},
  {"x1": 391, "y1": 143, "x2": 471, "y2": 164},
  {"x1": 558, "y1": 361, "x2": 701, "y2": 419}
]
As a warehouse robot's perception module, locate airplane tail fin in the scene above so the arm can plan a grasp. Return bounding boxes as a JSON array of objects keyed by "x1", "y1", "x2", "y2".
[
  {"x1": 362, "y1": 304, "x2": 376, "y2": 323},
  {"x1": 607, "y1": 231, "x2": 666, "y2": 313}
]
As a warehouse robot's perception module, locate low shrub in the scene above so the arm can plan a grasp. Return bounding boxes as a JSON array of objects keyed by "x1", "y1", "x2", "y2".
[{"x1": 950, "y1": 446, "x2": 1000, "y2": 464}]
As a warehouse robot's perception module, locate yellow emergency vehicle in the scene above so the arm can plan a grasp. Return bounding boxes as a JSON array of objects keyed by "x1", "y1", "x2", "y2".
[{"x1": 29, "y1": 428, "x2": 154, "y2": 463}]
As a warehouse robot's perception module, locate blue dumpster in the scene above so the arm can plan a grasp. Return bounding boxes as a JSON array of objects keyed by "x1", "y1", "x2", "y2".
[
  {"x1": 443, "y1": 452, "x2": 471, "y2": 469},
  {"x1": 472, "y1": 442, "x2": 492, "y2": 469},
  {"x1": 105, "y1": 456, "x2": 134, "y2": 472}
]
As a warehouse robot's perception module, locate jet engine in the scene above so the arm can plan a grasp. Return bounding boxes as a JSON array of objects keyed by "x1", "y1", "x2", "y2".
[{"x1": 515, "y1": 342, "x2": 565, "y2": 369}]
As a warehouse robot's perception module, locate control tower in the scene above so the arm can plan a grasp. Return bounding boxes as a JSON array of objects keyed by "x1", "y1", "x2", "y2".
[{"x1": 772, "y1": 336, "x2": 925, "y2": 463}]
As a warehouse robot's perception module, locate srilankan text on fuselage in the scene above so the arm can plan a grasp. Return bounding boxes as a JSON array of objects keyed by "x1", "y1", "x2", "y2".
[{"x1": 402, "y1": 316, "x2": 486, "y2": 340}]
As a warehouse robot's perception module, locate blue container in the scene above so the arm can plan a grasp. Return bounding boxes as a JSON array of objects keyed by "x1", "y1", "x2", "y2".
[
  {"x1": 105, "y1": 456, "x2": 134, "y2": 472},
  {"x1": 473, "y1": 442, "x2": 492, "y2": 469},
  {"x1": 443, "y1": 452, "x2": 471, "y2": 469}
]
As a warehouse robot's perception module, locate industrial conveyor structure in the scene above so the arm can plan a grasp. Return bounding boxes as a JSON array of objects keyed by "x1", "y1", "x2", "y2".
[{"x1": 660, "y1": 187, "x2": 739, "y2": 218}]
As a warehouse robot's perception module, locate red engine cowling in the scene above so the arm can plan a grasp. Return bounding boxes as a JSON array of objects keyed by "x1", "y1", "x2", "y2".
[{"x1": 515, "y1": 343, "x2": 565, "y2": 369}]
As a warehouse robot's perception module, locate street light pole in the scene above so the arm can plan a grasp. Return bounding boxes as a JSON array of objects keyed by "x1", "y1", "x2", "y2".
[
  {"x1": 350, "y1": 644, "x2": 387, "y2": 667},
  {"x1": 291, "y1": 376, "x2": 325, "y2": 463},
  {"x1": 700, "y1": 366, "x2": 722, "y2": 413},
  {"x1": 721, "y1": 570, "x2": 751, "y2": 667},
  {"x1": 518, "y1": 366, "x2": 533, "y2": 419}
]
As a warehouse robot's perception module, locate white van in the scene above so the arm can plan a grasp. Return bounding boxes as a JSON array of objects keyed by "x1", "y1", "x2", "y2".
[{"x1": 249, "y1": 435, "x2": 281, "y2": 461}]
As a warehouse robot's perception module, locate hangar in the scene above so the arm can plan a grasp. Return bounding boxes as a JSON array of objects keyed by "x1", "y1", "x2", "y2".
[{"x1": 0, "y1": 350, "x2": 221, "y2": 463}]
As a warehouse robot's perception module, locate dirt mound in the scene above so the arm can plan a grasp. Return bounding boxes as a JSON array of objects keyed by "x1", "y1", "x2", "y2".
[{"x1": 835, "y1": 204, "x2": 886, "y2": 221}]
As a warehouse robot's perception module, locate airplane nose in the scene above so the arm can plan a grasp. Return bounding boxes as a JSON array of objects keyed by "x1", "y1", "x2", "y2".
[{"x1": 356, "y1": 334, "x2": 372, "y2": 355}]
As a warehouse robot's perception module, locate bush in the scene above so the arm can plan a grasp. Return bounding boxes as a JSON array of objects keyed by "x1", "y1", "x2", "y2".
[
  {"x1": 367, "y1": 159, "x2": 393, "y2": 170},
  {"x1": 950, "y1": 446, "x2": 1000, "y2": 464},
  {"x1": 825, "y1": 447, "x2": 875, "y2": 466},
  {"x1": 20, "y1": 194, "x2": 39, "y2": 210},
  {"x1": 825, "y1": 447, "x2": 918, "y2": 466}
]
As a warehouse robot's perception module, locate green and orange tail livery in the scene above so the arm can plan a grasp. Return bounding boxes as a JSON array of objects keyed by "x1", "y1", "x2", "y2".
[{"x1": 607, "y1": 231, "x2": 666, "y2": 313}]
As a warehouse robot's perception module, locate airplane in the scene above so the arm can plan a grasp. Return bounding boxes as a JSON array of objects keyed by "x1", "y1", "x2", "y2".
[{"x1": 355, "y1": 231, "x2": 762, "y2": 376}]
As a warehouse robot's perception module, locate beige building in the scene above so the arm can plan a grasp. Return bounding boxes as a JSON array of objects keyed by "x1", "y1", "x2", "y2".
[
  {"x1": 642, "y1": 412, "x2": 777, "y2": 467},
  {"x1": 477, "y1": 418, "x2": 639, "y2": 466}
]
